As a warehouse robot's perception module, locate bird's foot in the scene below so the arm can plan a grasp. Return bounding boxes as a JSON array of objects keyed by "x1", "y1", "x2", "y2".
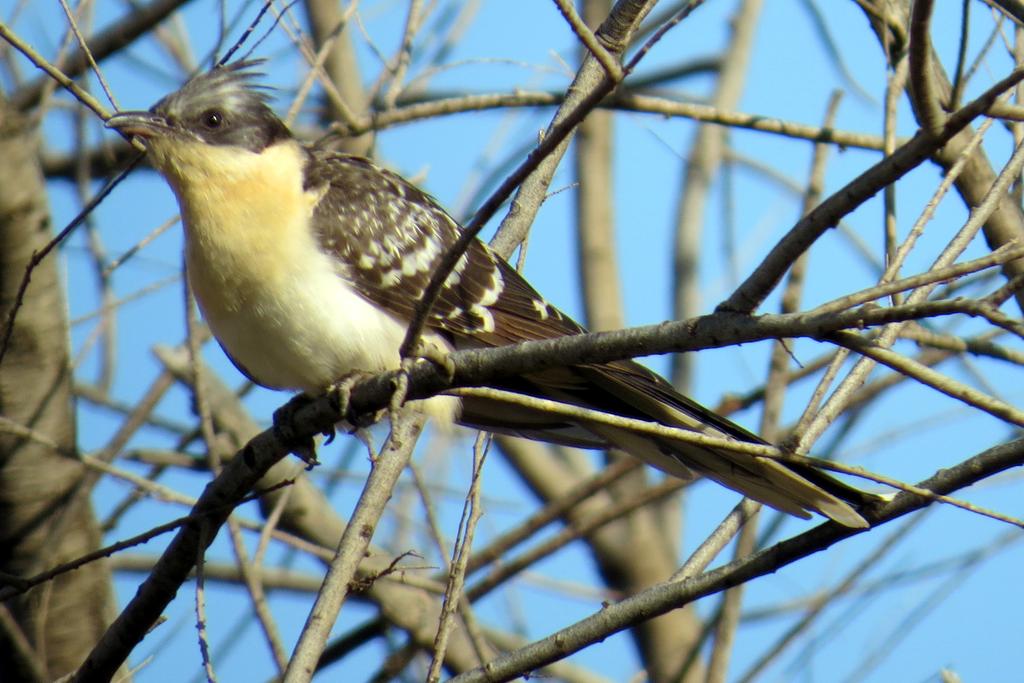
[
  {"x1": 405, "y1": 340, "x2": 455, "y2": 383},
  {"x1": 388, "y1": 342, "x2": 454, "y2": 414},
  {"x1": 272, "y1": 393, "x2": 321, "y2": 469},
  {"x1": 328, "y1": 370, "x2": 385, "y2": 430}
]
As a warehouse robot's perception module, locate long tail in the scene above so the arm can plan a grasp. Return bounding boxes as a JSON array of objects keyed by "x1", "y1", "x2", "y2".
[
  {"x1": 458, "y1": 358, "x2": 874, "y2": 528},
  {"x1": 576, "y1": 361, "x2": 872, "y2": 528}
]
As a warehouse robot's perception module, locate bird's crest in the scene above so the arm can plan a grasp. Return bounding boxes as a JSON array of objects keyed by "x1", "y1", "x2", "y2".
[
  {"x1": 142, "y1": 59, "x2": 290, "y2": 152},
  {"x1": 152, "y1": 59, "x2": 274, "y2": 121}
]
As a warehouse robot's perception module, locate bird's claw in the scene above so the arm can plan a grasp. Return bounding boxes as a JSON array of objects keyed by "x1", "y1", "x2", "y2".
[
  {"x1": 406, "y1": 340, "x2": 455, "y2": 382},
  {"x1": 328, "y1": 370, "x2": 385, "y2": 431},
  {"x1": 324, "y1": 346, "x2": 452, "y2": 435},
  {"x1": 321, "y1": 423, "x2": 338, "y2": 446},
  {"x1": 272, "y1": 393, "x2": 320, "y2": 469},
  {"x1": 385, "y1": 341, "x2": 454, "y2": 414}
]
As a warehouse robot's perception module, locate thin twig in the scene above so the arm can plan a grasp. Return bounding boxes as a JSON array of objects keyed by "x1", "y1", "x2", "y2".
[
  {"x1": 426, "y1": 433, "x2": 491, "y2": 682},
  {"x1": 0, "y1": 20, "x2": 111, "y2": 118},
  {"x1": 282, "y1": 411, "x2": 426, "y2": 683},
  {"x1": 0, "y1": 154, "x2": 142, "y2": 366}
]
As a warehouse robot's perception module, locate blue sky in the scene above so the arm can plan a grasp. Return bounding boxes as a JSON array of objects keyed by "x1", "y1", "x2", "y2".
[{"x1": 6, "y1": 1, "x2": 1024, "y2": 681}]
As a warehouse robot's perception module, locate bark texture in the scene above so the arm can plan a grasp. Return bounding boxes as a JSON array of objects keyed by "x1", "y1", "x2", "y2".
[{"x1": 0, "y1": 101, "x2": 119, "y2": 681}]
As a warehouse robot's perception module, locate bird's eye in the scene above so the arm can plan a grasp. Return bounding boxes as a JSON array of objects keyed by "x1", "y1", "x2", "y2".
[{"x1": 201, "y1": 110, "x2": 223, "y2": 129}]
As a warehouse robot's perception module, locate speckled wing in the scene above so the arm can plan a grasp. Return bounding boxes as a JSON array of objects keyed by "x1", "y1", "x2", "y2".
[
  {"x1": 304, "y1": 150, "x2": 871, "y2": 527},
  {"x1": 304, "y1": 151, "x2": 610, "y2": 446},
  {"x1": 304, "y1": 151, "x2": 583, "y2": 344}
]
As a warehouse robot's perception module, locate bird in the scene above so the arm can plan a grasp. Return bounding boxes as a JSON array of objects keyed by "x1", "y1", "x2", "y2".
[{"x1": 106, "y1": 60, "x2": 874, "y2": 528}]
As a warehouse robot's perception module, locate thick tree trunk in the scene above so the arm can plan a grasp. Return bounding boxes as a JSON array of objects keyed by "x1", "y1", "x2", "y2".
[{"x1": 0, "y1": 101, "x2": 120, "y2": 681}]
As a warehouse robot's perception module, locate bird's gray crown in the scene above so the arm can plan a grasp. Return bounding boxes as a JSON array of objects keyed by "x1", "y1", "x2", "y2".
[{"x1": 151, "y1": 60, "x2": 290, "y2": 152}]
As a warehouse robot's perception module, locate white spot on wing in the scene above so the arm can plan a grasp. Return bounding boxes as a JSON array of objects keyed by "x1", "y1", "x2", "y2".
[
  {"x1": 406, "y1": 237, "x2": 441, "y2": 275},
  {"x1": 478, "y1": 266, "x2": 503, "y2": 306},
  {"x1": 531, "y1": 299, "x2": 549, "y2": 320},
  {"x1": 379, "y1": 268, "x2": 402, "y2": 287},
  {"x1": 469, "y1": 305, "x2": 495, "y2": 332}
]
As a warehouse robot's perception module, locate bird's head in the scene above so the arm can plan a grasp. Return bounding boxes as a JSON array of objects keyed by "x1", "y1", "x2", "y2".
[{"x1": 106, "y1": 60, "x2": 292, "y2": 183}]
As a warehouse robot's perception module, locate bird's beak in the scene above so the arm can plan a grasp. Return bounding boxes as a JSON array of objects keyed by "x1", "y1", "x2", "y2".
[{"x1": 105, "y1": 110, "x2": 172, "y2": 141}]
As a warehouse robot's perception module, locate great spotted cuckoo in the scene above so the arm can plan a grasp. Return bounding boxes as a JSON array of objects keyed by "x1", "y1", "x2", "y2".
[{"x1": 106, "y1": 61, "x2": 872, "y2": 528}]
